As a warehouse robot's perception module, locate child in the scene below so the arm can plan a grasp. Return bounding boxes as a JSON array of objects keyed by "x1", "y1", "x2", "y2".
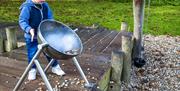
[{"x1": 19, "y1": 0, "x2": 65, "y2": 81}]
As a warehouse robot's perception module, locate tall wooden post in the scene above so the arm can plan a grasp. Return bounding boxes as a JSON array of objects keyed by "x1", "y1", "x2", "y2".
[
  {"x1": 5, "y1": 26, "x2": 17, "y2": 52},
  {"x1": 120, "y1": 22, "x2": 133, "y2": 84},
  {"x1": 133, "y1": 0, "x2": 145, "y2": 59},
  {"x1": 109, "y1": 51, "x2": 124, "y2": 91},
  {"x1": 121, "y1": 33, "x2": 133, "y2": 84},
  {"x1": 0, "y1": 29, "x2": 4, "y2": 53}
]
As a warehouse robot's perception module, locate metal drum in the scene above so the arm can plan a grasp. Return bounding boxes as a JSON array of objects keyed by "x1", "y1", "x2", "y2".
[
  {"x1": 38, "y1": 19, "x2": 83, "y2": 59},
  {"x1": 14, "y1": 20, "x2": 95, "y2": 91}
]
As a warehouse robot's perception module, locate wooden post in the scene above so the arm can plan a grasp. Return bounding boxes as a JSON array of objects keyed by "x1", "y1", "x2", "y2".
[
  {"x1": 98, "y1": 67, "x2": 111, "y2": 91},
  {"x1": 121, "y1": 33, "x2": 133, "y2": 84},
  {"x1": 0, "y1": 29, "x2": 4, "y2": 53},
  {"x1": 108, "y1": 51, "x2": 124, "y2": 91},
  {"x1": 133, "y1": 0, "x2": 145, "y2": 59},
  {"x1": 5, "y1": 26, "x2": 17, "y2": 52},
  {"x1": 121, "y1": 22, "x2": 128, "y2": 32}
]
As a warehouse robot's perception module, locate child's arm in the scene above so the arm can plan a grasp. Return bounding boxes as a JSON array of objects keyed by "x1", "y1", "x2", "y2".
[{"x1": 19, "y1": 7, "x2": 32, "y2": 33}]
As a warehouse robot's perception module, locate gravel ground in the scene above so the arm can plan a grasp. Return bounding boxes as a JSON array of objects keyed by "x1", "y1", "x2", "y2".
[{"x1": 122, "y1": 35, "x2": 180, "y2": 91}]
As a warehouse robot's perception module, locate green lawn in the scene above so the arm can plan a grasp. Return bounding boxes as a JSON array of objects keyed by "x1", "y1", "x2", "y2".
[{"x1": 0, "y1": 1, "x2": 179, "y2": 36}]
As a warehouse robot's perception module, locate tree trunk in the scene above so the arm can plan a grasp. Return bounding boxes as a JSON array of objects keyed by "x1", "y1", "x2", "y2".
[{"x1": 133, "y1": 0, "x2": 145, "y2": 59}]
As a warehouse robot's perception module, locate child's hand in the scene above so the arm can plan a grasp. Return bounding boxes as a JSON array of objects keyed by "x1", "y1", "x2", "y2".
[{"x1": 30, "y1": 29, "x2": 34, "y2": 42}]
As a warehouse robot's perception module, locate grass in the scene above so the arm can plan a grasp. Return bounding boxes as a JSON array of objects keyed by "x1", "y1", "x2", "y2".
[{"x1": 0, "y1": 1, "x2": 179, "y2": 36}]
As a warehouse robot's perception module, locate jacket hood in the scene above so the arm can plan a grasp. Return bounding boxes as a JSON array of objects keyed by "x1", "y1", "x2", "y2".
[
  {"x1": 25, "y1": 0, "x2": 33, "y2": 3},
  {"x1": 19, "y1": 0, "x2": 47, "y2": 10},
  {"x1": 19, "y1": 0, "x2": 34, "y2": 10}
]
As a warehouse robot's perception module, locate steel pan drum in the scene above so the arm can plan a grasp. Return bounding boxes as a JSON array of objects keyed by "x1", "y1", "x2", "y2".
[{"x1": 38, "y1": 19, "x2": 83, "y2": 59}]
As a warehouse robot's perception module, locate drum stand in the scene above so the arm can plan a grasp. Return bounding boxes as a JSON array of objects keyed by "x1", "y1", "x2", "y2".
[{"x1": 13, "y1": 43, "x2": 94, "y2": 91}]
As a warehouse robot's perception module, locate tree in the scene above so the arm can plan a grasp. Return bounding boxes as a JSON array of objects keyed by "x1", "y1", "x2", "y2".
[{"x1": 133, "y1": 0, "x2": 146, "y2": 67}]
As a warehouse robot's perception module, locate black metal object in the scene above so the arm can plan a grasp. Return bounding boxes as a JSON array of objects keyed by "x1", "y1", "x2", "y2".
[
  {"x1": 133, "y1": 46, "x2": 146, "y2": 68},
  {"x1": 133, "y1": 57, "x2": 146, "y2": 68},
  {"x1": 38, "y1": 19, "x2": 83, "y2": 59}
]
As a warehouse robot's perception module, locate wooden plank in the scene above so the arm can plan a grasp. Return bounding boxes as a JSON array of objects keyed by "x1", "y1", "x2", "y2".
[
  {"x1": 75, "y1": 29, "x2": 88, "y2": 37},
  {"x1": 0, "y1": 23, "x2": 17, "y2": 29},
  {"x1": 1, "y1": 51, "x2": 27, "y2": 62},
  {"x1": 0, "y1": 73, "x2": 18, "y2": 91},
  {"x1": 0, "y1": 57, "x2": 26, "y2": 77},
  {"x1": 86, "y1": 31, "x2": 113, "y2": 53},
  {"x1": 0, "y1": 84, "x2": 12, "y2": 91},
  {"x1": 0, "y1": 57, "x2": 26, "y2": 69},
  {"x1": 89, "y1": 31, "x2": 118, "y2": 54},
  {"x1": 83, "y1": 29, "x2": 110, "y2": 51},
  {"x1": 85, "y1": 31, "x2": 113, "y2": 54},
  {"x1": 11, "y1": 46, "x2": 27, "y2": 55},
  {"x1": 0, "y1": 65, "x2": 24, "y2": 78},
  {"x1": 0, "y1": 72, "x2": 55, "y2": 91},
  {"x1": 83, "y1": 29, "x2": 106, "y2": 45},
  {"x1": 102, "y1": 33, "x2": 122, "y2": 54},
  {"x1": 80, "y1": 29, "x2": 104, "y2": 43},
  {"x1": 77, "y1": 29, "x2": 96, "y2": 41},
  {"x1": 101, "y1": 32, "x2": 120, "y2": 53}
]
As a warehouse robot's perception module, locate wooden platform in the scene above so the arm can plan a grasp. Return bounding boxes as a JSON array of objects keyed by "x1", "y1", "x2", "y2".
[{"x1": 0, "y1": 27, "x2": 122, "y2": 91}]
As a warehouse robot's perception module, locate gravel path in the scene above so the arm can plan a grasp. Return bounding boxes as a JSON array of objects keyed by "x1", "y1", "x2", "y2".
[{"x1": 124, "y1": 35, "x2": 180, "y2": 91}]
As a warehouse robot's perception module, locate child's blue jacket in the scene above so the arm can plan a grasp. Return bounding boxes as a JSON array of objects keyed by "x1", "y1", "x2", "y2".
[{"x1": 19, "y1": 0, "x2": 53, "y2": 39}]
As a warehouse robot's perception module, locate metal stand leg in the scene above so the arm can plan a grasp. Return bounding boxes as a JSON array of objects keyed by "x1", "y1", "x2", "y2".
[
  {"x1": 13, "y1": 43, "x2": 48, "y2": 91},
  {"x1": 44, "y1": 59, "x2": 54, "y2": 73},
  {"x1": 13, "y1": 47, "x2": 42, "y2": 91},
  {"x1": 72, "y1": 57, "x2": 95, "y2": 88},
  {"x1": 34, "y1": 59, "x2": 53, "y2": 91}
]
